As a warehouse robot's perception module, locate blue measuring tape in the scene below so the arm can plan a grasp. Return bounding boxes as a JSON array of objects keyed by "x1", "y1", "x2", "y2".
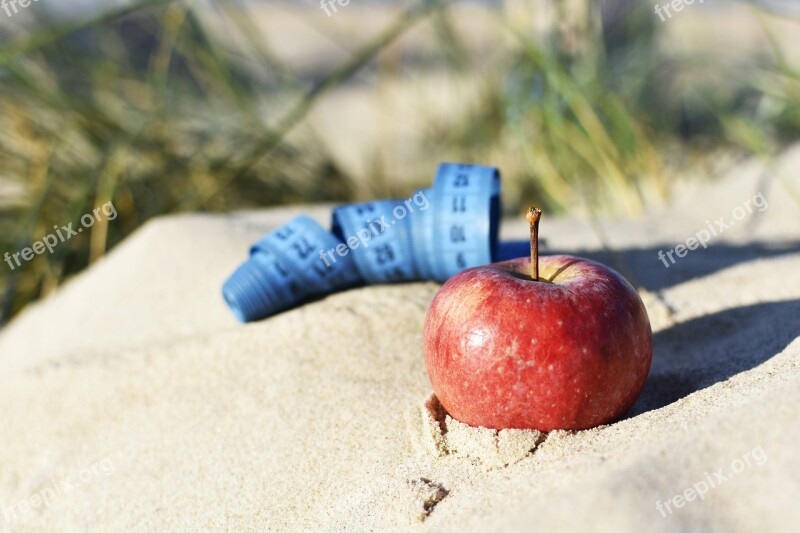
[
  {"x1": 331, "y1": 199, "x2": 419, "y2": 284},
  {"x1": 222, "y1": 216, "x2": 360, "y2": 322},
  {"x1": 427, "y1": 163, "x2": 500, "y2": 281},
  {"x1": 223, "y1": 163, "x2": 516, "y2": 322}
]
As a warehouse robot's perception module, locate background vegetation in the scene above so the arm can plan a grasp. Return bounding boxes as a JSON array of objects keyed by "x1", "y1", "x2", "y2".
[{"x1": 0, "y1": 0, "x2": 798, "y2": 322}]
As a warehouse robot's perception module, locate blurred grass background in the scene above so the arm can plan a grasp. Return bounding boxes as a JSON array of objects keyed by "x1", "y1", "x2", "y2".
[{"x1": 0, "y1": 0, "x2": 798, "y2": 322}]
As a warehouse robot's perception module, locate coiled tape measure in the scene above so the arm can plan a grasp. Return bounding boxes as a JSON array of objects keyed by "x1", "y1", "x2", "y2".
[{"x1": 223, "y1": 162, "x2": 525, "y2": 322}]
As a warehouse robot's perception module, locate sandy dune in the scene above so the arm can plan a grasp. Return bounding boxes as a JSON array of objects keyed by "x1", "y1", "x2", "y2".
[{"x1": 0, "y1": 146, "x2": 798, "y2": 531}]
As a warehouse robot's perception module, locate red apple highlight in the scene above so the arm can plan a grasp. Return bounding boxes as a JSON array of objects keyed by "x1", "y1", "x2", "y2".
[{"x1": 424, "y1": 208, "x2": 652, "y2": 431}]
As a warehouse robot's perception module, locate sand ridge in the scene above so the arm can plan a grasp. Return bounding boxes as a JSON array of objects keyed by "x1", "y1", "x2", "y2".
[{"x1": 0, "y1": 148, "x2": 798, "y2": 531}]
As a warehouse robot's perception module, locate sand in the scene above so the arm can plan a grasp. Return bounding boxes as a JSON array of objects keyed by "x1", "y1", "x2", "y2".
[{"x1": 0, "y1": 146, "x2": 799, "y2": 532}]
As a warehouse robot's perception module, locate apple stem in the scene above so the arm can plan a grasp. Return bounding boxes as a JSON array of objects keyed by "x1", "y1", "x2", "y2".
[{"x1": 526, "y1": 207, "x2": 542, "y2": 281}]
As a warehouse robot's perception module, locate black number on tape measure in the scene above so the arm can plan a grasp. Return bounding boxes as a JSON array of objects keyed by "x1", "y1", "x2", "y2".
[
  {"x1": 356, "y1": 204, "x2": 376, "y2": 215},
  {"x1": 275, "y1": 227, "x2": 295, "y2": 241},
  {"x1": 450, "y1": 225, "x2": 466, "y2": 243},
  {"x1": 313, "y1": 262, "x2": 330, "y2": 278},
  {"x1": 275, "y1": 261, "x2": 289, "y2": 277},
  {"x1": 292, "y1": 237, "x2": 314, "y2": 259},
  {"x1": 454, "y1": 173, "x2": 470, "y2": 188},
  {"x1": 384, "y1": 267, "x2": 406, "y2": 282},
  {"x1": 452, "y1": 196, "x2": 466, "y2": 213},
  {"x1": 374, "y1": 244, "x2": 395, "y2": 265},
  {"x1": 456, "y1": 252, "x2": 467, "y2": 268},
  {"x1": 288, "y1": 281, "x2": 303, "y2": 297}
]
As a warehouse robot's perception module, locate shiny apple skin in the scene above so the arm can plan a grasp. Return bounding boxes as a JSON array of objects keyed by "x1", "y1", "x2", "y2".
[{"x1": 423, "y1": 255, "x2": 652, "y2": 431}]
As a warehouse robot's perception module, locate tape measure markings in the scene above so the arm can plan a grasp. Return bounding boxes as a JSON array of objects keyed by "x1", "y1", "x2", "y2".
[{"x1": 223, "y1": 163, "x2": 505, "y2": 322}]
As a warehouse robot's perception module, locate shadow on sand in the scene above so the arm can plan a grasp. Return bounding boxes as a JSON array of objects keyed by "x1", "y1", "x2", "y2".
[
  {"x1": 628, "y1": 298, "x2": 800, "y2": 416},
  {"x1": 500, "y1": 240, "x2": 800, "y2": 292}
]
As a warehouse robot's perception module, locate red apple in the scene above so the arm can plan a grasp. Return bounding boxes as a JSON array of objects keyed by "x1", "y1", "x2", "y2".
[{"x1": 423, "y1": 209, "x2": 652, "y2": 431}]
